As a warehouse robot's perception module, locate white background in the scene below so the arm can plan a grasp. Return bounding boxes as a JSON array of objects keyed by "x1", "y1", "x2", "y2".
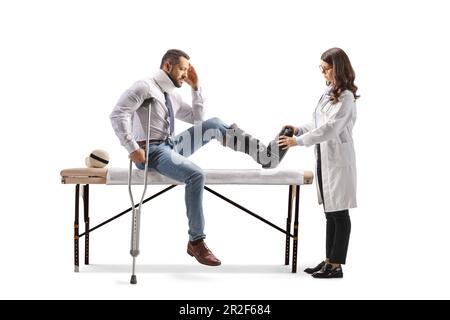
[{"x1": 1, "y1": 0, "x2": 449, "y2": 299}]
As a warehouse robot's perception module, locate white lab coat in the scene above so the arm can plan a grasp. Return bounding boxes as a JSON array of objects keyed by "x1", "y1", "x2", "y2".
[{"x1": 298, "y1": 89, "x2": 357, "y2": 212}]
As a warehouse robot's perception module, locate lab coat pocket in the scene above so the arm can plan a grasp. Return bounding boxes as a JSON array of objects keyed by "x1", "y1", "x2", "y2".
[{"x1": 328, "y1": 140, "x2": 354, "y2": 167}]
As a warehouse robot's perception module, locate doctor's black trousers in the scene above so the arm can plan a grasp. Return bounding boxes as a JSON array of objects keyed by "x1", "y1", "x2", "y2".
[{"x1": 316, "y1": 144, "x2": 351, "y2": 264}]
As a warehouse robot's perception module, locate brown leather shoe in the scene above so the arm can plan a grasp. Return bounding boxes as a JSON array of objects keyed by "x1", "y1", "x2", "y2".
[{"x1": 187, "y1": 240, "x2": 221, "y2": 266}]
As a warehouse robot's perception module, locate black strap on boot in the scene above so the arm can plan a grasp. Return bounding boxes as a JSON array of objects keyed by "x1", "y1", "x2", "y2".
[{"x1": 262, "y1": 126, "x2": 294, "y2": 169}]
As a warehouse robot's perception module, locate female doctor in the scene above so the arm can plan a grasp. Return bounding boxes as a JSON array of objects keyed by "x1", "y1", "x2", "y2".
[{"x1": 278, "y1": 47, "x2": 359, "y2": 279}]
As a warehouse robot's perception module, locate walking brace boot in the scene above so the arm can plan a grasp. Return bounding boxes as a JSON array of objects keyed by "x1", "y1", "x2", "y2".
[
  {"x1": 262, "y1": 126, "x2": 294, "y2": 169},
  {"x1": 223, "y1": 124, "x2": 268, "y2": 166}
]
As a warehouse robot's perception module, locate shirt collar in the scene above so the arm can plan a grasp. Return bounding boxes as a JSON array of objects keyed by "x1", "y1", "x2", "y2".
[{"x1": 153, "y1": 69, "x2": 177, "y2": 94}]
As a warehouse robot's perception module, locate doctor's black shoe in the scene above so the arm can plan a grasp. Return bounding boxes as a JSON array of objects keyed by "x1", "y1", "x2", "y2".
[
  {"x1": 304, "y1": 261, "x2": 326, "y2": 274},
  {"x1": 262, "y1": 126, "x2": 294, "y2": 169},
  {"x1": 312, "y1": 264, "x2": 343, "y2": 279}
]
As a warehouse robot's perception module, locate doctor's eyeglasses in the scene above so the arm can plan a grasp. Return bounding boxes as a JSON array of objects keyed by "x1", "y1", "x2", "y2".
[{"x1": 319, "y1": 65, "x2": 333, "y2": 73}]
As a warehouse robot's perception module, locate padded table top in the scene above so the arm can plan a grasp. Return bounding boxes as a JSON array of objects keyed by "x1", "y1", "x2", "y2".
[{"x1": 60, "y1": 167, "x2": 313, "y2": 185}]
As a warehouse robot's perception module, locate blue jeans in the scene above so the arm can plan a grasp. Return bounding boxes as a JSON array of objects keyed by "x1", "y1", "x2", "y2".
[{"x1": 136, "y1": 117, "x2": 229, "y2": 241}]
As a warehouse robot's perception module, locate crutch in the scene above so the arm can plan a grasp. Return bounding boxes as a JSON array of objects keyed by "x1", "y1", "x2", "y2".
[{"x1": 128, "y1": 99, "x2": 152, "y2": 284}]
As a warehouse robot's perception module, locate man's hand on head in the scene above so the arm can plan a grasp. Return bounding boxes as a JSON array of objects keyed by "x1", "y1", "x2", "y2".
[{"x1": 186, "y1": 64, "x2": 199, "y2": 90}]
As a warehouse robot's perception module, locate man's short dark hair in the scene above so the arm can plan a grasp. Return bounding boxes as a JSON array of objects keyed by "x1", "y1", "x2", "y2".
[{"x1": 160, "y1": 49, "x2": 190, "y2": 68}]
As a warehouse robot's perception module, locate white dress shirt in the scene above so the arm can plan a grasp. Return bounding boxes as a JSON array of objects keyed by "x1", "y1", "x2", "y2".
[{"x1": 110, "y1": 70, "x2": 205, "y2": 154}]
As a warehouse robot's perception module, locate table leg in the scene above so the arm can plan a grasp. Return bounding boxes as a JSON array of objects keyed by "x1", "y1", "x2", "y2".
[
  {"x1": 292, "y1": 185, "x2": 300, "y2": 273},
  {"x1": 74, "y1": 184, "x2": 80, "y2": 272},
  {"x1": 83, "y1": 184, "x2": 90, "y2": 265},
  {"x1": 285, "y1": 185, "x2": 294, "y2": 265}
]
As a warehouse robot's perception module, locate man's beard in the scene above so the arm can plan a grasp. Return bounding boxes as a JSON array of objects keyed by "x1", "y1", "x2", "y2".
[{"x1": 167, "y1": 72, "x2": 182, "y2": 88}]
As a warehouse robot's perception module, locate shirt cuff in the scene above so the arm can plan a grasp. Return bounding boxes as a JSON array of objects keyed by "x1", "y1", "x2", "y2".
[
  {"x1": 125, "y1": 140, "x2": 140, "y2": 154},
  {"x1": 192, "y1": 87, "x2": 204, "y2": 104},
  {"x1": 192, "y1": 86, "x2": 202, "y2": 94},
  {"x1": 295, "y1": 136, "x2": 305, "y2": 146}
]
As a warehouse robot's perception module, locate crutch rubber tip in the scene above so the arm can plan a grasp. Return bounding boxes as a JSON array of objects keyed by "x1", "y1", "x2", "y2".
[{"x1": 130, "y1": 275, "x2": 137, "y2": 284}]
